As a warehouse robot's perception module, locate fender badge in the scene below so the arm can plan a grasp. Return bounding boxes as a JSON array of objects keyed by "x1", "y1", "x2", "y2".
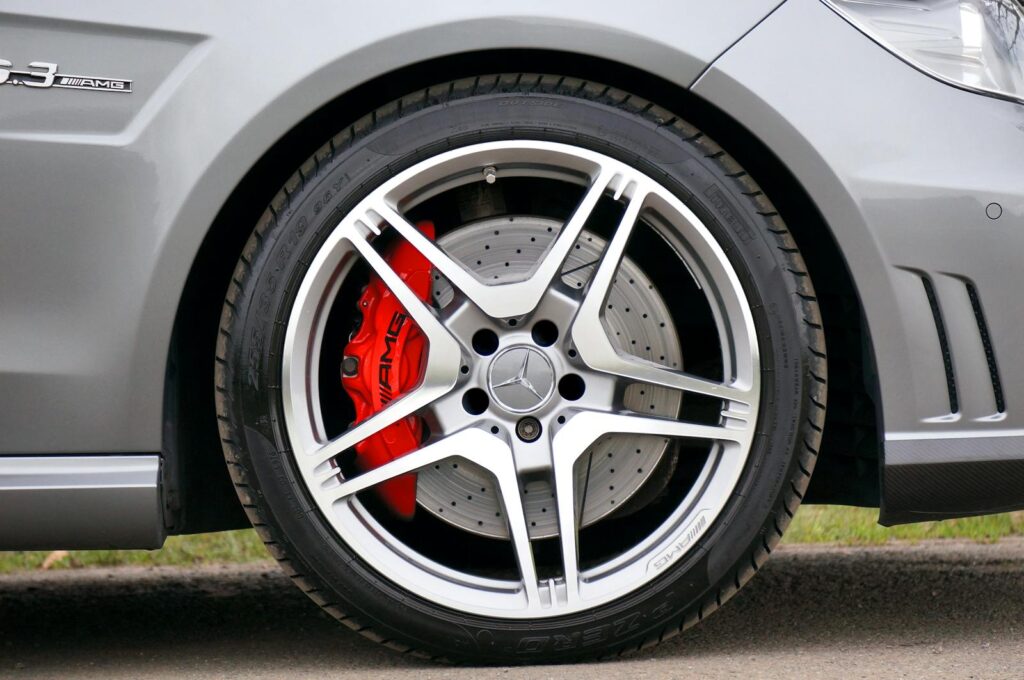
[{"x1": 1, "y1": 59, "x2": 132, "y2": 93}]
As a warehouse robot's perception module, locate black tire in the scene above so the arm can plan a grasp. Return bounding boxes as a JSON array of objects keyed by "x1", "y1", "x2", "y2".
[{"x1": 215, "y1": 74, "x2": 826, "y2": 664}]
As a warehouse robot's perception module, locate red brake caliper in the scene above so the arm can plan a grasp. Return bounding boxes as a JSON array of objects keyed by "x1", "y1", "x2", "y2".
[{"x1": 340, "y1": 221, "x2": 435, "y2": 519}]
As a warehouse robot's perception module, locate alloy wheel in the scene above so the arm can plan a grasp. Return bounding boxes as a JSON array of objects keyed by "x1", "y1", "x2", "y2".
[{"x1": 280, "y1": 140, "x2": 760, "y2": 618}]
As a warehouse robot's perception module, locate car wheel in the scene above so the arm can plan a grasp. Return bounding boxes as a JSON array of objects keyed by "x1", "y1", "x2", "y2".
[{"x1": 215, "y1": 74, "x2": 826, "y2": 664}]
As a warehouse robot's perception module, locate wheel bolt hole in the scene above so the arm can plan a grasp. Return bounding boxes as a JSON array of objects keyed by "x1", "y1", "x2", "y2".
[
  {"x1": 462, "y1": 388, "x2": 489, "y2": 415},
  {"x1": 472, "y1": 329, "x2": 499, "y2": 356},
  {"x1": 531, "y1": 319, "x2": 558, "y2": 347},
  {"x1": 460, "y1": 365, "x2": 470, "y2": 375},
  {"x1": 558, "y1": 374, "x2": 586, "y2": 401}
]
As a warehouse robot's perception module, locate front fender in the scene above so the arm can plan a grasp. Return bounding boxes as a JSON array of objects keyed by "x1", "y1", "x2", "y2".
[{"x1": 0, "y1": 0, "x2": 781, "y2": 454}]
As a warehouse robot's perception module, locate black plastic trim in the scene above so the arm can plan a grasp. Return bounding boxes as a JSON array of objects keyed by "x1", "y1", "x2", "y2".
[
  {"x1": 965, "y1": 282, "x2": 1005, "y2": 413},
  {"x1": 881, "y1": 457, "x2": 1024, "y2": 526},
  {"x1": 921, "y1": 276, "x2": 959, "y2": 415}
]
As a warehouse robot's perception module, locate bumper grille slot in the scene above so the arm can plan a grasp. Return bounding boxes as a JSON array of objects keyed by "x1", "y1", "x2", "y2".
[
  {"x1": 965, "y1": 282, "x2": 1005, "y2": 413},
  {"x1": 921, "y1": 276, "x2": 959, "y2": 415}
]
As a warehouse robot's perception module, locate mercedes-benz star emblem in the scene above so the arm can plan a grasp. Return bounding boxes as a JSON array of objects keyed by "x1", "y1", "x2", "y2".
[{"x1": 487, "y1": 346, "x2": 555, "y2": 413}]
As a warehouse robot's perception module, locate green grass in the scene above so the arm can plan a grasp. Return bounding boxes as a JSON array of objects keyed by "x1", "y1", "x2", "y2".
[
  {"x1": 782, "y1": 506, "x2": 1024, "y2": 546},
  {"x1": 0, "y1": 529, "x2": 269, "y2": 572},
  {"x1": 2, "y1": 508, "x2": 1023, "y2": 573}
]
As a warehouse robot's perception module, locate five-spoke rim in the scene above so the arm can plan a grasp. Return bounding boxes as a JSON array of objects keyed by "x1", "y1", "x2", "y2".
[{"x1": 281, "y1": 140, "x2": 760, "y2": 618}]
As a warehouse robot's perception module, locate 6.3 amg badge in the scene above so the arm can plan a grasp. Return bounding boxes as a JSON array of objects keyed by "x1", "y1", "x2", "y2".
[{"x1": 0, "y1": 59, "x2": 132, "y2": 93}]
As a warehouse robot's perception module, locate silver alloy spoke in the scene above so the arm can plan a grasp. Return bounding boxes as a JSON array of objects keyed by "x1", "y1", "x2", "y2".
[
  {"x1": 310, "y1": 400, "x2": 435, "y2": 477},
  {"x1": 372, "y1": 170, "x2": 614, "y2": 318},
  {"x1": 551, "y1": 408, "x2": 749, "y2": 603},
  {"x1": 326, "y1": 430, "x2": 484, "y2": 502},
  {"x1": 570, "y1": 186, "x2": 753, "y2": 406},
  {"x1": 488, "y1": 446, "x2": 544, "y2": 608},
  {"x1": 552, "y1": 446, "x2": 583, "y2": 605},
  {"x1": 328, "y1": 427, "x2": 541, "y2": 605},
  {"x1": 556, "y1": 410, "x2": 749, "y2": 450},
  {"x1": 307, "y1": 223, "x2": 462, "y2": 472},
  {"x1": 594, "y1": 354, "x2": 752, "y2": 404}
]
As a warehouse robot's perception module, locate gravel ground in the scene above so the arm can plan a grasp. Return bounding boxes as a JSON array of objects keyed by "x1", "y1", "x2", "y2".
[{"x1": 2, "y1": 539, "x2": 1023, "y2": 679}]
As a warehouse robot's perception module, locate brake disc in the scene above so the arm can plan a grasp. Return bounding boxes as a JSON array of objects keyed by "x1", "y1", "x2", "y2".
[{"x1": 417, "y1": 216, "x2": 683, "y2": 539}]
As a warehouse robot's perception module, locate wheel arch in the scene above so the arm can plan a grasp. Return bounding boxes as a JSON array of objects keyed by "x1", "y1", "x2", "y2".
[{"x1": 163, "y1": 49, "x2": 881, "y2": 534}]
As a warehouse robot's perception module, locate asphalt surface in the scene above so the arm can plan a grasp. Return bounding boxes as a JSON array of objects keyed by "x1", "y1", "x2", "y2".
[{"x1": 2, "y1": 540, "x2": 1024, "y2": 679}]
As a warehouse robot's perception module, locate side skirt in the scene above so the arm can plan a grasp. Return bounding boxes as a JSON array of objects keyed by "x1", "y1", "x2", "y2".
[
  {"x1": 0, "y1": 455, "x2": 165, "y2": 550},
  {"x1": 880, "y1": 435, "x2": 1024, "y2": 526}
]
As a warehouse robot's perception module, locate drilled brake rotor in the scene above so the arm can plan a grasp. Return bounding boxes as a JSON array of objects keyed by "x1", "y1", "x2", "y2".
[{"x1": 416, "y1": 216, "x2": 683, "y2": 539}]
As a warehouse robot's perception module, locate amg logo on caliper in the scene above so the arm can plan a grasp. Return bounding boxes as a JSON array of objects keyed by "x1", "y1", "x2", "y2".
[{"x1": 378, "y1": 311, "x2": 408, "y2": 404}]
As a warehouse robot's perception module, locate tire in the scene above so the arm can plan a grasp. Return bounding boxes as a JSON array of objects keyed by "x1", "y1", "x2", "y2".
[{"x1": 215, "y1": 74, "x2": 826, "y2": 664}]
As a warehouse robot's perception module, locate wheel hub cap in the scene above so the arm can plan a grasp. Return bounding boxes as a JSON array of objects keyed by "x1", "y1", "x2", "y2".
[{"x1": 488, "y1": 346, "x2": 555, "y2": 413}]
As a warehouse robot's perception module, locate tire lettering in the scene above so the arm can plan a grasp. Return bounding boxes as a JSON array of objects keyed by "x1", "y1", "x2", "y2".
[
  {"x1": 552, "y1": 633, "x2": 579, "y2": 651},
  {"x1": 581, "y1": 624, "x2": 610, "y2": 647},
  {"x1": 704, "y1": 184, "x2": 754, "y2": 244},
  {"x1": 613, "y1": 612, "x2": 641, "y2": 637},
  {"x1": 515, "y1": 636, "x2": 548, "y2": 654}
]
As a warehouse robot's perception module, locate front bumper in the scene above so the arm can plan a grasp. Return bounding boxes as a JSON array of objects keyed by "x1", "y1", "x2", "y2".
[{"x1": 694, "y1": 0, "x2": 1024, "y2": 520}]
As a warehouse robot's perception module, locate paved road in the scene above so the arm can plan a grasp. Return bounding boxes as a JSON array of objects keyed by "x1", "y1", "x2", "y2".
[{"x1": 2, "y1": 540, "x2": 1023, "y2": 679}]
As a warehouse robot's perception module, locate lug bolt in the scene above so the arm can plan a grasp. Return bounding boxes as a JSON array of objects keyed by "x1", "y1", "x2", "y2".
[
  {"x1": 341, "y1": 356, "x2": 359, "y2": 377},
  {"x1": 516, "y1": 417, "x2": 542, "y2": 443},
  {"x1": 483, "y1": 166, "x2": 497, "y2": 184}
]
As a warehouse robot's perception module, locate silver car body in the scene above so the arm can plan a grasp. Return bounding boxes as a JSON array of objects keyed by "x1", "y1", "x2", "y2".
[{"x1": 2, "y1": 0, "x2": 1022, "y2": 548}]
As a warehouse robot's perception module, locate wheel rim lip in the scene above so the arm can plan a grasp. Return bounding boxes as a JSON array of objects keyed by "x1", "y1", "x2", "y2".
[{"x1": 280, "y1": 139, "x2": 760, "y2": 619}]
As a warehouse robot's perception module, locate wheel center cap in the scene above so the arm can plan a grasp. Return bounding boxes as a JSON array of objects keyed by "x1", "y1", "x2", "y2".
[{"x1": 487, "y1": 346, "x2": 555, "y2": 413}]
